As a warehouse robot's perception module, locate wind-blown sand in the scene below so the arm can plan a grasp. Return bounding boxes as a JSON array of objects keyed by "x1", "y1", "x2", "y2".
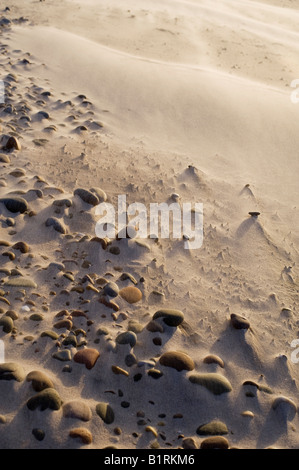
[{"x1": 0, "y1": 0, "x2": 299, "y2": 449}]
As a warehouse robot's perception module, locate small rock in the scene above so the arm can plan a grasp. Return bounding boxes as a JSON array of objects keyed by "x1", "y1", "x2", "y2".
[
  {"x1": 182, "y1": 437, "x2": 198, "y2": 449},
  {"x1": 0, "y1": 315, "x2": 14, "y2": 333},
  {"x1": 2, "y1": 136, "x2": 21, "y2": 151},
  {"x1": 69, "y1": 428, "x2": 93, "y2": 445},
  {"x1": 63, "y1": 401, "x2": 92, "y2": 421},
  {"x1": 26, "y1": 370, "x2": 54, "y2": 391},
  {"x1": 103, "y1": 282, "x2": 119, "y2": 298},
  {"x1": 45, "y1": 217, "x2": 67, "y2": 234},
  {"x1": 74, "y1": 188, "x2": 99, "y2": 206},
  {"x1": 32, "y1": 428, "x2": 45, "y2": 442},
  {"x1": 96, "y1": 402, "x2": 114, "y2": 424},
  {"x1": 159, "y1": 351, "x2": 195, "y2": 372},
  {"x1": 189, "y1": 373, "x2": 233, "y2": 395},
  {"x1": 203, "y1": 354, "x2": 224, "y2": 368},
  {"x1": 196, "y1": 420, "x2": 228, "y2": 436},
  {"x1": 73, "y1": 348, "x2": 100, "y2": 370},
  {"x1": 147, "y1": 369, "x2": 163, "y2": 379},
  {"x1": 115, "y1": 331, "x2": 137, "y2": 348},
  {"x1": 153, "y1": 309, "x2": 184, "y2": 327},
  {"x1": 230, "y1": 313, "x2": 250, "y2": 330},
  {"x1": 4, "y1": 278, "x2": 37, "y2": 288},
  {"x1": 0, "y1": 197, "x2": 28, "y2": 213},
  {"x1": 200, "y1": 436, "x2": 229, "y2": 449},
  {"x1": 119, "y1": 286, "x2": 142, "y2": 304},
  {"x1": 52, "y1": 350, "x2": 72, "y2": 362},
  {"x1": 0, "y1": 362, "x2": 25, "y2": 382},
  {"x1": 26, "y1": 388, "x2": 62, "y2": 411}
]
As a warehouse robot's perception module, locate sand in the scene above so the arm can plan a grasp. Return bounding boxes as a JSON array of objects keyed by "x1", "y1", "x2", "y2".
[{"x1": 0, "y1": 0, "x2": 299, "y2": 450}]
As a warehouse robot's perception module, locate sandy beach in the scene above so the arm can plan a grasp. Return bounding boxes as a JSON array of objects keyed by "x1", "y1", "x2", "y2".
[{"x1": 0, "y1": 0, "x2": 299, "y2": 449}]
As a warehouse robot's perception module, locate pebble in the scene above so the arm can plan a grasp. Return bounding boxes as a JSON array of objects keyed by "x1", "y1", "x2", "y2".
[
  {"x1": 90, "y1": 187, "x2": 107, "y2": 202},
  {"x1": 153, "y1": 309, "x2": 184, "y2": 327},
  {"x1": 111, "y1": 365, "x2": 129, "y2": 377},
  {"x1": 96, "y1": 402, "x2": 115, "y2": 424},
  {"x1": 271, "y1": 396, "x2": 297, "y2": 419},
  {"x1": 119, "y1": 286, "x2": 142, "y2": 304},
  {"x1": 73, "y1": 348, "x2": 100, "y2": 369},
  {"x1": 125, "y1": 353, "x2": 137, "y2": 367},
  {"x1": 115, "y1": 331, "x2": 137, "y2": 348},
  {"x1": 29, "y1": 313, "x2": 44, "y2": 322},
  {"x1": 12, "y1": 241, "x2": 30, "y2": 253},
  {"x1": 196, "y1": 420, "x2": 228, "y2": 435},
  {"x1": 200, "y1": 436, "x2": 229, "y2": 449},
  {"x1": 26, "y1": 370, "x2": 54, "y2": 391},
  {"x1": 203, "y1": 354, "x2": 224, "y2": 368},
  {"x1": 119, "y1": 272, "x2": 138, "y2": 285},
  {"x1": 0, "y1": 415, "x2": 7, "y2": 424},
  {"x1": 0, "y1": 362, "x2": 25, "y2": 382},
  {"x1": 40, "y1": 330, "x2": 59, "y2": 340},
  {"x1": 145, "y1": 426, "x2": 158, "y2": 437},
  {"x1": 230, "y1": 313, "x2": 250, "y2": 330},
  {"x1": 52, "y1": 350, "x2": 72, "y2": 362},
  {"x1": 9, "y1": 168, "x2": 26, "y2": 178},
  {"x1": 69, "y1": 428, "x2": 93, "y2": 445},
  {"x1": 45, "y1": 217, "x2": 67, "y2": 234},
  {"x1": 27, "y1": 389, "x2": 62, "y2": 411},
  {"x1": 103, "y1": 282, "x2": 119, "y2": 298},
  {"x1": 127, "y1": 320, "x2": 144, "y2": 334},
  {"x1": 2, "y1": 136, "x2": 21, "y2": 151},
  {"x1": 0, "y1": 315, "x2": 14, "y2": 333},
  {"x1": 146, "y1": 320, "x2": 164, "y2": 333},
  {"x1": 63, "y1": 401, "x2": 92, "y2": 421},
  {"x1": 0, "y1": 154, "x2": 10, "y2": 163},
  {"x1": 32, "y1": 428, "x2": 45, "y2": 442},
  {"x1": 182, "y1": 437, "x2": 198, "y2": 449},
  {"x1": 4, "y1": 277, "x2": 37, "y2": 288},
  {"x1": 189, "y1": 373, "x2": 233, "y2": 395},
  {"x1": 53, "y1": 319, "x2": 73, "y2": 330},
  {"x1": 74, "y1": 188, "x2": 99, "y2": 206},
  {"x1": 147, "y1": 369, "x2": 163, "y2": 379},
  {"x1": 159, "y1": 351, "x2": 195, "y2": 372},
  {"x1": 0, "y1": 197, "x2": 28, "y2": 213}
]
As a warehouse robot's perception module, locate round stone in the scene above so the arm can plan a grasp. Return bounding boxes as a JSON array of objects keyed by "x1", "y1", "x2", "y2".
[
  {"x1": 69, "y1": 428, "x2": 93, "y2": 445},
  {"x1": 26, "y1": 388, "x2": 62, "y2": 411},
  {"x1": 73, "y1": 348, "x2": 100, "y2": 370},
  {"x1": 189, "y1": 373, "x2": 233, "y2": 395},
  {"x1": 0, "y1": 363, "x2": 25, "y2": 382},
  {"x1": 119, "y1": 287, "x2": 142, "y2": 304},
  {"x1": 74, "y1": 188, "x2": 99, "y2": 206},
  {"x1": 196, "y1": 420, "x2": 228, "y2": 436},
  {"x1": 52, "y1": 350, "x2": 72, "y2": 362},
  {"x1": 115, "y1": 331, "x2": 137, "y2": 348},
  {"x1": 26, "y1": 370, "x2": 54, "y2": 391},
  {"x1": 0, "y1": 197, "x2": 28, "y2": 213},
  {"x1": 203, "y1": 355, "x2": 224, "y2": 368},
  {"x1": 103, "y1": 282, "x2": 119, "y2": 298},
  {"x1": 200, "y1": 436, "x2": 230, "y2": 449},
  {"x1": 32, "y1": 428, "x2": 45, "y2": 442},
  {"x1": 153, "y1": 309, "x2": 184, "y2": 327},
  {"x1": 96, "y1": 403, "x2": 114, "y2": 424},
  {"x1": 0, "y1": 315, "x2": 14, "y2": 333},
  {"x1": 230, "y1": 313, "x2": 250, "y2": 330},
  {"x1": 159, "y1": 351, "x2": 195, "y2": 372},
  {"x1": 62, "y1": 401, "x2": 92, "y2": 421}
]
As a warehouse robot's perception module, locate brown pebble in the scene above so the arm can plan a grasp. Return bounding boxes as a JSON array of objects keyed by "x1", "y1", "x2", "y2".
[
  {"x1": 53, "y1": 319, "x2": 73, "y2": 330},
  {"x1": 200, "y1": 436, "x2": 229, "y2": 449},
  {"x1": 69, "y1": 428, "x2": 93, "y2": 445},
  {"x1": 73, "y1": 348, "x2": 100, "y2": 370},
  {"x1": 12, "y1": 241, "x2": 30, "y2": 253},
  {"x1": 111, "y1": 365, "x2": 129, "y2": 377}
]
